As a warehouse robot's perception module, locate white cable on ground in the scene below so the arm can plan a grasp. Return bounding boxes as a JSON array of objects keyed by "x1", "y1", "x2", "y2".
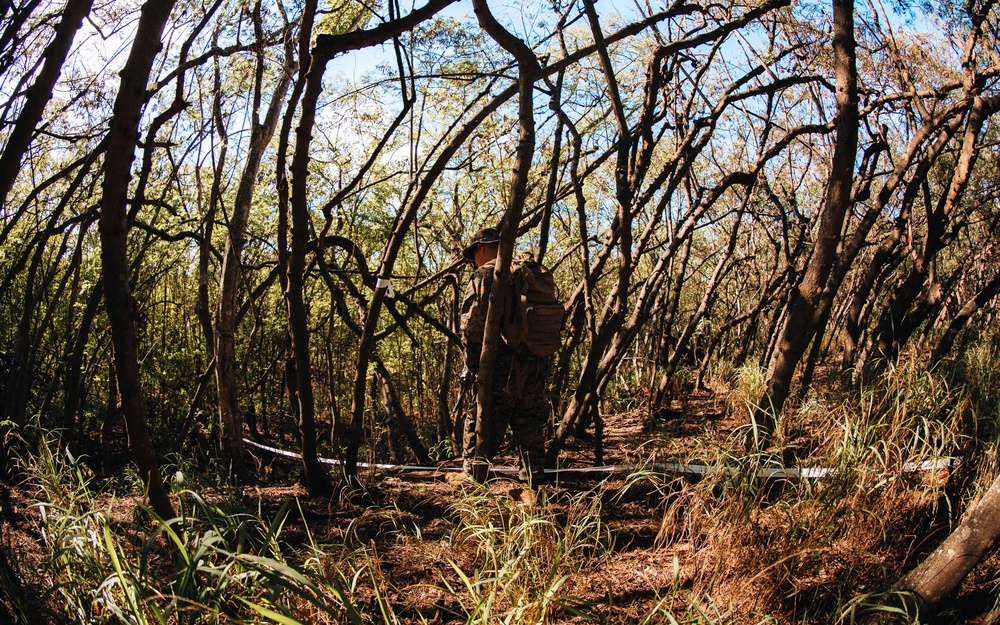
[{"x1": 243, "y1": 438, "x2": 960, "y2": 480}]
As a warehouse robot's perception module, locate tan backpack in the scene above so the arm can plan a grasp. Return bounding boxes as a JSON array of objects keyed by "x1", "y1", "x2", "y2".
[{"x1": 502, "y1": 254, "x2": 566, "y2": 357}]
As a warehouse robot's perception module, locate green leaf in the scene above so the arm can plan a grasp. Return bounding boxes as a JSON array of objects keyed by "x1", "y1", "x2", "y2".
[{"x1": 239, "y1": 598, "x2": 305, "y2": 625}]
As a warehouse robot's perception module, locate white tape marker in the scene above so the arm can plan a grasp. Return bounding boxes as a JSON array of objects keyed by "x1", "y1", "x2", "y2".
[
  {"x1": 243, "y1": 438, "x2": 961, "y2": 480},
  {"x1": 376, "y1": 277, "x2": 395, "y2": 298}
]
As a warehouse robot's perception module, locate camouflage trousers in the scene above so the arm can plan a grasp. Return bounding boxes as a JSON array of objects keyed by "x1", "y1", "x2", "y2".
[{"x1": 463, "y1": 350, "x2": 550, "y2": 486}]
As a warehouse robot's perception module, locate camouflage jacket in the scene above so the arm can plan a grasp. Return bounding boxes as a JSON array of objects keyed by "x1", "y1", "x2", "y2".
[{"x1": 460, "y1": 259, "x2": 508, "y2": 373}]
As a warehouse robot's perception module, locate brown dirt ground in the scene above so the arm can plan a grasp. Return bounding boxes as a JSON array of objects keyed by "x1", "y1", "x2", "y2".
[{"x1": 1, "y1": 391, "x2": 997, "y2": 623}]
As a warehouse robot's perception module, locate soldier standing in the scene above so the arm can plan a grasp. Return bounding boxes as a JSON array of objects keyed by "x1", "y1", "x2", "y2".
[{"x1": 459, "y1": 227, "x2": 550, "y2": 488}]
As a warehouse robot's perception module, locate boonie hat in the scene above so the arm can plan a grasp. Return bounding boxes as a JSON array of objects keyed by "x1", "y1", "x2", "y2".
[{"x1": 462, "y1": 227, "x2": 501, "y2": 261}]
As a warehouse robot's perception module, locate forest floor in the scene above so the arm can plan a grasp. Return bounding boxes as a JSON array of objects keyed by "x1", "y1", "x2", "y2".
[
  {"x1": 242, "y1": 392, "x2": 740, "y2": 622},
  {"x1": 3, "y1": 390, "x2": 999, "y2": 623}
]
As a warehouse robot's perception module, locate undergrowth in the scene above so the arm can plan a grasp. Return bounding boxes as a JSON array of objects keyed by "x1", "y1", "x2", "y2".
[
  {"x1": 5, "y1": 335, "x2": 1000, "y2": 623},
  {"x1": 445, "y1": 480, "x2": 609, "y2": 623},
  {"x1": 623, "y1": 337, "x2": 1000, "y2": 624},
  {"x1": 22, "y1": 434, "x2": 368, "y2": 624},
  {"x1": 11, "y1": 437, "x2": 625, "y2": 624}
]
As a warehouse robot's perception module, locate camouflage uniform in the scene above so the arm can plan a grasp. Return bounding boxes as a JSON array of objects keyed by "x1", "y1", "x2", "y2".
[{"x1": 461, "y1": 258, "x2": 549, "y2": 486}]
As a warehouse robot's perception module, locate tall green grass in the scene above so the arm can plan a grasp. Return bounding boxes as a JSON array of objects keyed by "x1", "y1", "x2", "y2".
[
  {"x1": 445, "y1": 482, "x2": 610, "y2": 623},
  {"x1": 18, "y1": 434, "x2": 645, "y2": 624},
  {"x1": 21, "y1": 433, "x2": 371, "y2": 624}
]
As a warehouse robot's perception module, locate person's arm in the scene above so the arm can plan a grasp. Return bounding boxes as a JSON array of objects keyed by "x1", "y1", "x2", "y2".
[{"x1": 460, "y1": 267, "x2": 491, "y2": 373}]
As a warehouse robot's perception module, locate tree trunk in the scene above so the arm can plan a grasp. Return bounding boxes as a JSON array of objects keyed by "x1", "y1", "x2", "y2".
[
  {"x1": 374, "y1": 358, "x2": 430, "y2": 464},
  {"x1": 35, "y1": 227, "x2": 89, "y2": 426},
  {"x1": 0, "y1": 0, "x2": 93, "y2": 207},
  {"x1": 283, "y1": 0, "x2": 334, "y2": 495},
  {"x1": 101, "y1": 359, "x2": 119, "y2": 478},
  {"x1": 97, "y1": 0, "x2": 177, "y2": 522},
  {"x1": 466, "y1": 0, "x2": 541, "y2": 482},
  {"x1": 752, "y1": 0, "x2": 858, "y2": 440},
  {"x1": 898, "y1": 473, "x2": 1000, "y2": 610},
  {"x1": 63, "y1": 280, "x2": 102, "y2": 436},
  {"x1": 273, "y1": 0, "x2": 302, "y2": 484},
  {"x1": 866, "y1": 95, "x2": 998, "y2": 374},
  {"x1": 195, "y1": 168, "x2": 217, "y2": 365},
  {"x1": 289, "y1": 0, "x2": 456, "y2": 492},
  {"x1": 3, "y1": 231, "x2": 47, "y2": 432},
  {"x1": 215, "y1": 21, "x2": 294, "y2": 482},
  {"x1": 437, "y1": 278, "x2": 459, "y2": 451},
  {"x1": 651, "y1": 237, "x2": 692, "y2": 409}
]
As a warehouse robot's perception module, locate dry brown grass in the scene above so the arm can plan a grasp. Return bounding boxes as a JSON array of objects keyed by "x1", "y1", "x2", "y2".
[{"x1": 8, "y1": 349, "x2": 1000, "y2": 624}]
